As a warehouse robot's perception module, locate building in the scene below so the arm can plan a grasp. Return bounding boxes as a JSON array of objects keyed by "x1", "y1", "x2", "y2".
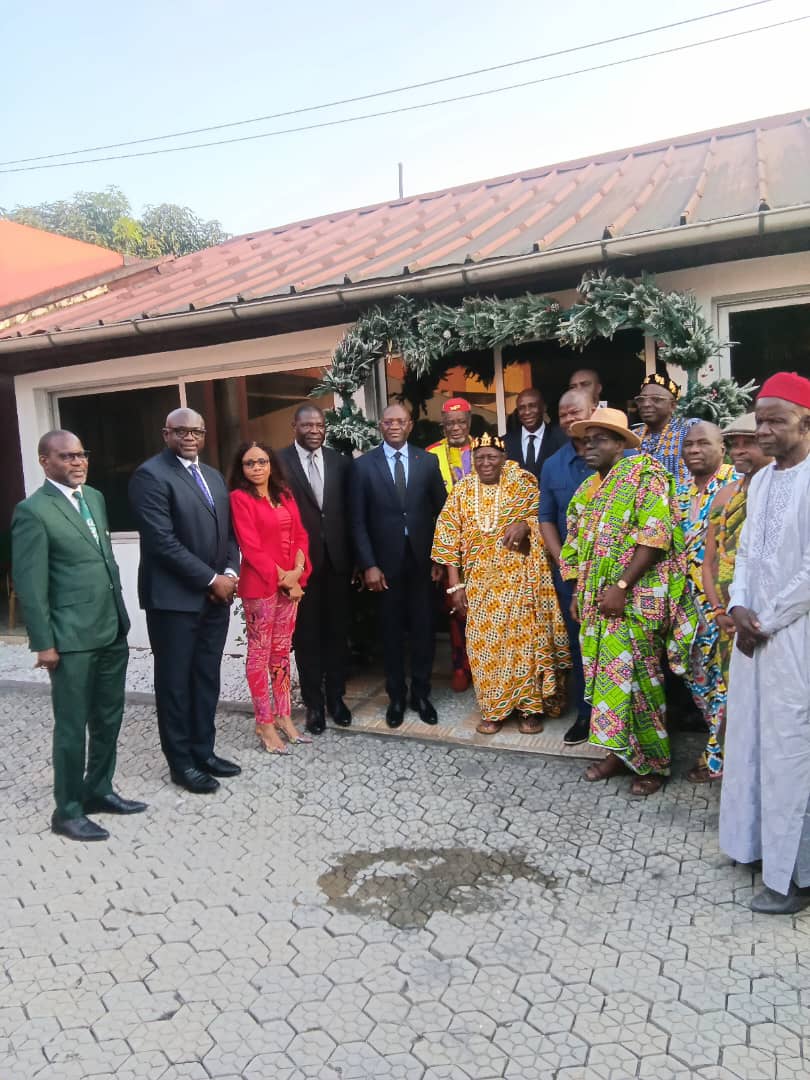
[{"x1": 2, "y1": 108, "x2": 809, "y2": 646}]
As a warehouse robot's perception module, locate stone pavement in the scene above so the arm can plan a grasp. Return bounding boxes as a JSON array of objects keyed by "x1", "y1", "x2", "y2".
[{"x1": 2, "y1": 686, "x2": 809, "y2": 1080}]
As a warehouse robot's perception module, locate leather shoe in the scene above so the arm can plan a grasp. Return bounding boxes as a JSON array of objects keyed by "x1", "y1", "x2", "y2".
[
  {"x1": 750, "y1": 883, "x2": 810, "y2": 914},
  {"x1": 327, "y1": 698, "x2": 352, "y2": 727},
  {"x1": 305, "y1": 707, "x2": 326, "y2": 735},
  {"x1": 170, "y1": 767, "x2": 220, "y2": 794},
  {"x1": 410, "y1": 695, "x2": 438, "y2": 725},
  {"x1": 386, "y1": 699, "x2": 406, "y2": 728},
  {"x1": 198, "y1": 755, "x2": 241, "y2": 777},
  {"x1": 84, "y1": 792, "x2": 148, "y2": 815},
  {"x1": 51, "y1": 813, "x2": 109, "y2": 842}
]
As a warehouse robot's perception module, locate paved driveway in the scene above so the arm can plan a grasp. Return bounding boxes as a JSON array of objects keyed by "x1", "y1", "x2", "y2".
[{"x1": 1, "y1": 687, "x2": 808, "y2": 1079}]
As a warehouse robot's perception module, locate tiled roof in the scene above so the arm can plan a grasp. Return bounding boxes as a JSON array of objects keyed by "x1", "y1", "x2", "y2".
[
  {"x1": 0, "y1": 221, "x2": 128, "y2": 309},
  {"x1": 7, "y1": 108, "x2": 810, "y2": 339}
]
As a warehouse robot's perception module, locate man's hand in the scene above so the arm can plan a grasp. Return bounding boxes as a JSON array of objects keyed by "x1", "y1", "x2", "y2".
[
  {"x1": 731, "y1": 606, "x2": 767, "y2": 657},
  {"x1": 431, "y1": 562, "x2": 445, "y2": 583},
  {"x1": 502, "y1": 522, "x2": 530, "y2": 553},
  {"x1": 210, "y1": 574, "x2": 237, "y2": 605},
  {"x1": 35, "y1": 648, "x2": 60, "y2": 672},
  {"x1": 450, "y1": 585, "x2": 468, "y2": 616},
  {"x1": 599, "y1": 585, "x2": 628, "y2": 619},
  {"x1": 569, "y1": 591, "x2": 580, "y2": 624},
  {"x1": 364, "y1": 566, "x2": 388, "y2": 592},
  {"x1": 717, "y1": 612, "x2": 736, "y2": 637}
]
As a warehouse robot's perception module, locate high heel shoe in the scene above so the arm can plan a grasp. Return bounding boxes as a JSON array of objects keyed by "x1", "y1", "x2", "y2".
[
  {"x1": 255, "y1": 725, "x2": 289, "y2": 755},
  {"x1": 277, "y1": 719, "x2": 312, "y2": 745}
]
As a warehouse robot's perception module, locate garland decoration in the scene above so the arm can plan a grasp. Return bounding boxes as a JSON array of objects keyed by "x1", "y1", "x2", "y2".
[
  {"x1": 313, "y1": 270, "x2": 725, "y2": 451},
  {"x1": 675, "y1": 376, "x2": 758, "y2": 427}
]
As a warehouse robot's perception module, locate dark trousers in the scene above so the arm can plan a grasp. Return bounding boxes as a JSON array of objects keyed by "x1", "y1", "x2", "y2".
[
  {"x1": 552, "y1": 569, "x2": 589, "y2": 721},
  {"x1": 379, "y1": 548, "x2": 435, "y2": 701},
  {"x1": 146, "y1": 604, "x2": 230, "y2": 772},
  {"x1": 292, "y1": 554, "x2": 350, "y2": 711},
  {"x1": 51, "y1": 634, "x2": 128, "y2": 820}
]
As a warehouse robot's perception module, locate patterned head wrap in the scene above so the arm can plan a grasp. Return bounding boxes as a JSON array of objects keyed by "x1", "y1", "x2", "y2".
[
  {"x1": 471, "y1": 431, "x2": 506, "y2": 452},
  {"x1": 641, "y1": 372, "x2": 680, "y2": 400}
]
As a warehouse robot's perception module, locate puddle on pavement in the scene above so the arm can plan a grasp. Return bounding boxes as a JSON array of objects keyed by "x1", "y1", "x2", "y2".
[{"x1": 317, "y1": 845, "x2": 557, "y2": 928}]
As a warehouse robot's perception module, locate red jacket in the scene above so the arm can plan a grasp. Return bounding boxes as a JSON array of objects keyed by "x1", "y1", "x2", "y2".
[{"x1": 229, "y1": 489, "x2": 311, "y2": 599}]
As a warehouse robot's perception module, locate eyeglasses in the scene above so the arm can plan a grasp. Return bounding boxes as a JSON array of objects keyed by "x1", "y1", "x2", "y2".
[
  {"x1": 242, "y1": 457, "x2": 270, "y2": 468},
  {"x1": 56, "y1": 451, "x2": 90, "y2": 462},
  {"x1": 166, "y1": 427, "x2": 206, "y2": 438}
]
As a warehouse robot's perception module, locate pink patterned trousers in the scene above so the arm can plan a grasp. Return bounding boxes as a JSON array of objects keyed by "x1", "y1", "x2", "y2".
[{"x1": 243, "y1": 594, "x2": 298, "y2": 725}]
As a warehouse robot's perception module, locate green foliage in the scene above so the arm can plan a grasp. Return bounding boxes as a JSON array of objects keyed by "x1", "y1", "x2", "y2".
[
  {"x1": 1, "y1": 185, "x2": 229, "y2": 257},
  {"x1": 314, "y1": 271, "x2": 726, "y2": 450},
  {"x1": 675, "y1": 377, "x2": 758, "y2": 427}
]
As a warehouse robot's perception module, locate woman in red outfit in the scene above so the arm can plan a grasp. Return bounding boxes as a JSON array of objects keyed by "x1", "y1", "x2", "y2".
[{"x1": 229, "y1": 442, "x2": 312, "y2": 755}]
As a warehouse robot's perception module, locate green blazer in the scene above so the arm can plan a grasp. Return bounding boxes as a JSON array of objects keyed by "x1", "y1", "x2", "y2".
[{"x1": 11, "y1": 482, "x2": 130, "y2": 653}]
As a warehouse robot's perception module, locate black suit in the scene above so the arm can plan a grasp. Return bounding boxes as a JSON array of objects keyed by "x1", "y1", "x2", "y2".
[
  {"x1": 504, "y1": 424, "x2": 566, "y2": 485},
  {"x1": 351, "y1": 443, "x2": 446, "y2": 700},
  {"x1": 128, "y1": 449, "x2": 240, "y2": 773},
  {"x1": 279, "y1": 443, "x2": 352, "y2": 711}
]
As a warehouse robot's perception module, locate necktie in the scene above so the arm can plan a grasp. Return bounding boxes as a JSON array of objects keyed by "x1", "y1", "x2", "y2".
[
  {"x1": 525, "y1": 434, "x2": 536, "y2": 470},
  {"x1": 189, "y1": 463, "x2": 215, "y2": 510},
  {"x1": 394, "y1": 451, "x2": 407, "y2": 505},
  {"x1": 73, "y1": 490, "x2": 100, "y2": 546},
  {"x1": 308, "y1": 452, "x2": 324, "y2": 509}
]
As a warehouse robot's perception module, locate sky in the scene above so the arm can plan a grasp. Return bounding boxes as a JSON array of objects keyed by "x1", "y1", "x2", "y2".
[{"x1": 2, "y1": 0, "x2": 809, "y2": 238}]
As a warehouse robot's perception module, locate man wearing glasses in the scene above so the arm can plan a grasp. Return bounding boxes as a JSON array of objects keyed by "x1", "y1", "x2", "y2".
[
  {"x1": 129, "y1": 409, "x2": 241, "y2": 794},
  {"x1": 633, "y1": 372, "x2": 698, "y2": 488},
  {"x1": 12, "y1": 430, "x2": 146, "y2": 841}
]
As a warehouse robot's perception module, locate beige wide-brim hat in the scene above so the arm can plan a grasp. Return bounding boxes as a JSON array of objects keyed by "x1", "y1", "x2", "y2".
[
  {"x1": 570, "y1": 407, "x2": 641, "y2": 449},
  {"x1": 721, "y1": 412, "x2": 756, "y2": 436}
]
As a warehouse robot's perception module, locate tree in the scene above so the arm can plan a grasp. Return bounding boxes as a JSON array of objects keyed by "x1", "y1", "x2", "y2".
[{"x1": 1, "y1": 186, "x2": 229, "y2": 257}]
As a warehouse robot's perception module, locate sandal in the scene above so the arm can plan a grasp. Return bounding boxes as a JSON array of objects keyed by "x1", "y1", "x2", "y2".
[
  {"x1": 518, "y1": 715, "x2": 544, "y2": 735},
  {"x1": 476, "y1": 720, "x2": 503, "y2": 735},
  {"x1": 584, "y1": 754, "x2": 626, "y2": 782},
  {"x1": 687, "y1": 763, "x2": 715, "y2": 784},
  {"x1": 630, "y1": 775, "x2": 665, "y2": 797}
]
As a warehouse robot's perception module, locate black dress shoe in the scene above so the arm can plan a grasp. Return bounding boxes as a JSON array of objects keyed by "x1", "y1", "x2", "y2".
[
  {"x1": 305, "y1": 707, "x2": 326, "y2": 735},
  {"x1": 386, "y1": 699, "x2": 406, "y2": 728},
  {"x1": 84, "y1": 792, "x2": 148, "y2": 815},
  {"x1": 410, "y1": 696, "x2": 438, "y2": 725},
  {"x1": 327, "y1": 698, "x2": 352, "y2": 727},
  {"x1": 170, "y1": 767, "x2": 220, "y2": 794},
  {"x1": 198, "y1": 755, "x2": 241, "y2": 778},
  {"x1": 51, "y1": 813, "x2": 109, "y2": 842}
]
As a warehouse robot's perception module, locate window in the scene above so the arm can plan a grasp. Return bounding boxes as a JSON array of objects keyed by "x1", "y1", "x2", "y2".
[
  {"x1": 57, "y1": 384, "x2": 181, "y2": 532},
  {"x1": 384, "y1": 357, "x2": 497, "y2": 446},
  {"x1": 185, "y1": 368, "x2": 334, "y2": 478},
  {"x1": 729, "y1": 302, "x2": 810, "y2": 385}
]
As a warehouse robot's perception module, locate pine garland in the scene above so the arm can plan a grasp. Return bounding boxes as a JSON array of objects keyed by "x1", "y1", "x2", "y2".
[
  {"x1": 675, "y1": 377, "x2": 757, "y2": 427},
  {"x1": 314, "y1": 270, "x2": 726, "y2": 450}
]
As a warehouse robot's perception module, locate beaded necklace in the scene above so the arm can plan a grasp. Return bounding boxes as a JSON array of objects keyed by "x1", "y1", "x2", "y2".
[{"x1": 474, "y1": 477, "x2": 501, "y2": 535}]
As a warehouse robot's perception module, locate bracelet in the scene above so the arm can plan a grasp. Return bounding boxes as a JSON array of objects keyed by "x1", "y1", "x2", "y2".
[
  {"x1": 711, "y1": 605, "x2": 727, "y2": 616},
  {"x1": 446, "y1": 583, "x2": 465, "y2": 595}
]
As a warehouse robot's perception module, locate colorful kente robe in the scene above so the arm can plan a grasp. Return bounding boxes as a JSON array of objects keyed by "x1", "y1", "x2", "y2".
[
  {"x1": 560, "y1": 455, "x2": 698, "y2": 775},
  {"x1": 432, "y1": 460, "x2": 570, "y2": 723},
  {"x1": 677, "y1": 464, "x2": 737, "y2": 775},
  {"x1": 635, "y1": 416, "x2": 698, "y2": 488},
  {"x1": 427, "y1": 438, "x2": 474, "y2": 680}
]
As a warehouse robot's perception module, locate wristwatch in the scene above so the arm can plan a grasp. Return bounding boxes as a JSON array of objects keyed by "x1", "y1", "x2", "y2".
[{"x1": 616, "y1": 579, "x2": 629, "y2": 591}]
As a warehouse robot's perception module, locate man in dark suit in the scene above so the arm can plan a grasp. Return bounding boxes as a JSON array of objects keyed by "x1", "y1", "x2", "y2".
[
  {"x1": 128, "y1": 408, "x2": 241, "y2": 794},
  {"x1": 351, "y1": 403, "x2": 447, "y2": 728},
  {"x1": 12, "y1": 430, "x2": 146, "y2": 841},
  {"x1": 279, "y1": 403, "x2": 353, "y2": 735},
  {"x1": 504, "y1": 387, "x2": 566, "y2": 484}
]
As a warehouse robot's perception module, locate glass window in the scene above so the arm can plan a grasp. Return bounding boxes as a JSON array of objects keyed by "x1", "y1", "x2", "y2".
[
  {"x1": 185, "y1": 368, "x2": 334, "y2": 478},
  {"x1": 384, "y1": 357, "x2": 496, "y2": 447},
  {"x1": 730, "y1": 303, "x2": 810, "y2": 385},
  {"x1": 57, "y1": 384, "x2": 181, "y2": 532}
]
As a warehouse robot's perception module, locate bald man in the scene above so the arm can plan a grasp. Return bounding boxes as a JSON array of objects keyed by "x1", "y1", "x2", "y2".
[{"x1": 129, "y1": 408, "x2": 241, "y2": 794}]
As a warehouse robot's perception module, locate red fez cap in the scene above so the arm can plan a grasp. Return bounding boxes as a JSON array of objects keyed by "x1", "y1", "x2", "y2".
[
  {"x1": 757, "y1": 372, "x2": 810, "y2": 410},
  {"x1": 442, "y1": 397, "x2": 471, "y2": 413}
]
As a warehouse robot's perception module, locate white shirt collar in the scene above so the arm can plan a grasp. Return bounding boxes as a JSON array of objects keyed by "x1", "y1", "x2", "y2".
[
  {"x1": 295, "y1": 441, "x2": 323, "y2": 466},
  {"x1": 47, "y1": 477, "x2": 83, "y2": 503},
  {"x1": 176, "y1": 455, "x2": 199, "y2": 469},
  {"x1": 522, "y1": 423, "x2": 545, "y2": 451},
  {"x1": 383, "y1": 441, "x2": 409, "y2": 458}
]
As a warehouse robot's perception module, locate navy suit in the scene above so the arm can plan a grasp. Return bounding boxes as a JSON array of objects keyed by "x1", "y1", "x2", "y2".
[
  {"x1": 351, "y1": 444, "x2": 446, "y2": 700},
  {"x1": 128, "y1": 449, "x2": 240, "y2": 772},
  {"x1": 504, "y1": 424, "x2": 567, "y2": 485}
]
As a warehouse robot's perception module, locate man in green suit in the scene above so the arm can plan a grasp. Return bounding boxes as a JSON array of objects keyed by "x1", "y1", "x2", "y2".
[{"x1": 12, "y1": 430, "x2": 147, "y2": 841}]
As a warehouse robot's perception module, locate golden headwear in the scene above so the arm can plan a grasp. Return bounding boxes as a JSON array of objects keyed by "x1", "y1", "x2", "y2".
[
  {"x1": 471, "y1": 431, "x2": 506, "y2": 452},
  {"x1": 641, "y1": 372, "x2": 680, "y2": 400}
]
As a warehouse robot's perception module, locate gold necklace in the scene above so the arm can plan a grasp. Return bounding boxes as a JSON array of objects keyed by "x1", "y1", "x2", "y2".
[{"x1": 474, "y1": 478, "x2": 501, "y2": 535}]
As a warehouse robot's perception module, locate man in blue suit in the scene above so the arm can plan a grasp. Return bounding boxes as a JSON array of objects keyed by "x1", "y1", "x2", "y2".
[
  {"x1": 351, "y1": 403, "x2": 447, "y2": 728},
  {"x1": 129, "y1": 409, "x2": 241, "y2": 794}
]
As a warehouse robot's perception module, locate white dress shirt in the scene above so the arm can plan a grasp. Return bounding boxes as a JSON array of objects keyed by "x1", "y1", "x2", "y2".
[
  {"x1": 521, "y1": 423, "x2": 545, "y2": 463},
  {"x1": 46, "y1": 477, "x2": 84, "y2": 508}
]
